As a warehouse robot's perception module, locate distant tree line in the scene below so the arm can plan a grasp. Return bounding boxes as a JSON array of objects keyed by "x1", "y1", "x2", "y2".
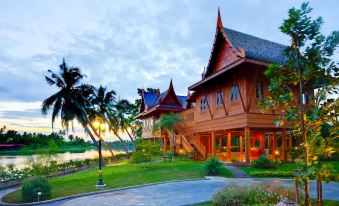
[{"x1": 0, "y1": 126, "x2": 88, "y2": 149}]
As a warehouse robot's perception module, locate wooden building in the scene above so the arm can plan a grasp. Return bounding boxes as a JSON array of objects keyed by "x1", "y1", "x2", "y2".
[{"x1": 137, "y1": 10, "x2": 305, "y2": 163}]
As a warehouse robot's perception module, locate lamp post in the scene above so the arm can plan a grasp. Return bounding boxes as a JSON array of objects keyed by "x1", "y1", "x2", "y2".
[
  {"x1": 93, "y1": 120, "x2": 106, "y2": 188},
  {"x1": 275, "y1": 150, "x2": 280, "y2": 164}
]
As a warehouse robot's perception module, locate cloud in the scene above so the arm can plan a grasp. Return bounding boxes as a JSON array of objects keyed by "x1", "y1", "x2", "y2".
[{"x1": 0, "y1": 0, "x2": 338, "y2": 137}]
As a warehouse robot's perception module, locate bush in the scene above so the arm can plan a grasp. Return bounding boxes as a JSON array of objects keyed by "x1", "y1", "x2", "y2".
[
  {"x1": 204, "y1": 157, "x2": 223, "y2": 175},
  {"x1": 249, "y1": 171, "x2": 293, "y2": 177},
  {"x1": 21, "y1": 177, "x2": 51, "y2": 202},
  {"x1": 231, "y1": 158, "x2": 239, "y2": 163},
  {"x1": 252, "y1": 155, "x2": 276, "y2": 169},
  {"x1": 211, "y1": 184, "x2": 301, "y2": 206}
]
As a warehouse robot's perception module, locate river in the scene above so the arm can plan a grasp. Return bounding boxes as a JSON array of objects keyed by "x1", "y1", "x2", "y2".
[{"x1": 0, "y1": 149, "x2": 125, "y2": 169}]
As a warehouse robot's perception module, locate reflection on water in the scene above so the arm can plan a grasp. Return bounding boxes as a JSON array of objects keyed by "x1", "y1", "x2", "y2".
[{"x1": 0, "y1": 149, "x2": 124, "y2": 169}]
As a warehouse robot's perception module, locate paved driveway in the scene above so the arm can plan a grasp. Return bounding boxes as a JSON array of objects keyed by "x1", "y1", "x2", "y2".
[{"x1": 36, "y1": 177, "x2": 338, "y2": 206}]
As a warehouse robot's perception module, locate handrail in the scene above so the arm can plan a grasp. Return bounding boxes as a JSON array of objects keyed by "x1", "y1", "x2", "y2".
[
  {"x1": 180, "y1": 133, "x2": 194, "y2": 152},
  {"x1": 174, "y1": 125, "x2": 206, "y2": 158}
]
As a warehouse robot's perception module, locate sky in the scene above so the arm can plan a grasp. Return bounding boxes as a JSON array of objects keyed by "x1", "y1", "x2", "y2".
[{"x1": 0, "y1": 0, "x2": 338, "y2": 141}]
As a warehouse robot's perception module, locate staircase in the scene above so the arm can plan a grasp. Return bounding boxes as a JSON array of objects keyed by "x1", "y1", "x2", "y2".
[{"x1": 174, "y1": 126, "x2": 206, "y2": 160}]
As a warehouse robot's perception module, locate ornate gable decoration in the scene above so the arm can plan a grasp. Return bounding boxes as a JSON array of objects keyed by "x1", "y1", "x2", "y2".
[{"x1": 204, "y1": 8, "x2": 245, "y2": 78}]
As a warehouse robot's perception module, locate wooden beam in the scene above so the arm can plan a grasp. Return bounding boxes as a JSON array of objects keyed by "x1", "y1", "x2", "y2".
[
  {"x1": 227, "y1": 132, "x2": 231, "y2": 159},
  {"x1": 247, "y1": 70, "x2": 258, "y2": 112},
  {"x1": 272, "y1": 131, "x2": 277, "y2": 159},
  {"x1": 245, "y1": 127, "x2": 251, "y2": 163},
  {"x1": 282, "y1": 128, "x2": 287, "y2": 162},
  {"x1": 211, "y1": 131, "x2": 216, "y2": 156},
  {"x1": 239, "y1": 136, "x2": 243, "y2": 158},
  {"x1": 205, "y1": 95, "x2": 213, "y2": 119},
  {"x1": 219, "y1": 137, "x2": 222, "y2": 152}
]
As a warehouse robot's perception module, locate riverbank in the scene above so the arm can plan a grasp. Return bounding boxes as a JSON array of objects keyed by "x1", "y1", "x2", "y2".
[
  {"x1": 0, "y1": 145, "x2": 96, "y2": 156},
  {"x1": 2, "y1": 160, "x2": 232, "y2": 203}
]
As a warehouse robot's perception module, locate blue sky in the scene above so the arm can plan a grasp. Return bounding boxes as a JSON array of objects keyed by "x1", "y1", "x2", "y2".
[{"x1": 0, "y1": 0, "x2": 338, "y2": 140}]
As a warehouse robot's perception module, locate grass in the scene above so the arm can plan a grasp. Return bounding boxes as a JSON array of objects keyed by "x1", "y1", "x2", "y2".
[
  {"x1": 0, "y1": 145, "x2": 96, "y2": 155},
  {"x1": 240, "y1": 161, "x2": 339, "y2": 178},
  {"x1": 3, "y1": 159, "x2": 232, "y2": 203}
]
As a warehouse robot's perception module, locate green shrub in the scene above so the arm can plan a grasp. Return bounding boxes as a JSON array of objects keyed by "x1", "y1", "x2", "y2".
[
  {"x1": 231, "y1": 158, "x2": 239, "y2": 163},
  {"x1": 249, "y1": 171, "x2": 293, "y2": 177},
  {"x1": 204, "y1": 157, "x2": 223, "y2": 175},
  {"x1": 252, "y1": 155, "x2": 276, "y2": 169},
  {"x1": 130, "y1": 151, "x2": 149, "y2": 163},
  {"x1": 21, "y1": 177, "x2": 51, "y2": 202},
  {"x1": 211, "y1": 184, "x2": 301, "y2": 206}
]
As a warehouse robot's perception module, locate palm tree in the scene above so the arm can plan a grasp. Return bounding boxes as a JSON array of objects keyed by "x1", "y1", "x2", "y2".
[
  {"x1": 153, "y1": 113, "x2": 183, "y2": 157},
  {"x1": 41, "y1": 59, "x2": 113, "y2": 156},
  {"x1": 90, "y1": 86, "x2": 128, "y2": 153},
  {"x1": 115, "y1": 99, "x2": 135, "y2": 142}
]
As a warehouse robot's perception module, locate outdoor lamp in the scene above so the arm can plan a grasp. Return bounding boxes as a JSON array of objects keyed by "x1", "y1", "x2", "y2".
[
  {"x1": 100, "y1": 123, "x2": 106, "y2": 131},
  {"x1": 93, "y1": 120, "x2": 100, "y2": 130},
  {"x1": 275, "y1": 150, "x2": 280, "y2": 163}
]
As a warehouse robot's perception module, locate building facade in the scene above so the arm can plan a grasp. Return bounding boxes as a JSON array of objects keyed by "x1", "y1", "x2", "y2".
[{"x1": 137, "y1": 10, "x2": 311, "y2": 163}]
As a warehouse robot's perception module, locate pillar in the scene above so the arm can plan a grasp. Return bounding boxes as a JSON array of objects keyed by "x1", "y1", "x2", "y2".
[
  {"x1": 267, "y1": 134, "x2": 271, "y2": 153},
  {"x1": 163, "y1": 137, "x2": 167, "y2": 152},
  {"x1": 239, "y1": 136, "x2": 243, "y2": 158},
  {"x1": 282, "y1": 128, "x2": 287, "y2": 162},
  {"x1": 169, "y1": 136, "x2": 173, "y2": 153},
  {"x1": 245, "y1": 127, "x2": 251, "y2": 163},
  {"x1": 272, "y1": 131, "x2": 277, "y2": 158},
  {"x1": 219, "y1": 137, "x2": 222, "y2": 152},
  {"x1": 227, "y1": 132, "x2": 231, "y2": 159},
  {"x1": 211, "y1": 131, "x2": 216, "y2": 156}
]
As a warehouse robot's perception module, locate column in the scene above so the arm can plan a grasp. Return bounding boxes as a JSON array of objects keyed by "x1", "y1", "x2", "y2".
[
  {"x1": 163, "y1": 136, "x2": 167, "y2": 152},
  {"x1": 219, "y1": 137, "x2": 222, "y2": 152},
  {"x1": 227, "y1": 132, "x2": 231, "y2": 159},
  {"x1": 267, "y1": 134, "x2": 271, "y2": 154},
  {"x1": 245, "y1": 127, "x2": 251, "y2": 163},
  {"x1": 169, "y1": 136, "x2": 173, "y2": 153},
  {"x1": 282, "y1": 128, "x2": 287, "y2": 162},
  {"x1": 211, "y1": 131, "x2": 216, "y2": 156},
  {"x1": 272, "y1": 131, "x2": 277, "y2": 159},
  {"x1": 239, "y1": 135, "x2": 244, "y2": 159}
]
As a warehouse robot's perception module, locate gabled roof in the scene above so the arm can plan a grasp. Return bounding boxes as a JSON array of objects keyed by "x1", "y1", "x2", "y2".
[
  {"x1": 137, "y1": 80, "x2": 187, "y2": 119},
  {"x1": 223, "y1": 27, "x2": 288, "y2": 64}
]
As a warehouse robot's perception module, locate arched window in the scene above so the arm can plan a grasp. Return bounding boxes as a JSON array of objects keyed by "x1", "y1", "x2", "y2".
[
  {"x1": 255, "y1": 82, "x2": 260, "y2": 98},
  {"x1": 260, "y1": 82, "x2": 265, "y2": 99},
  {"x1": 200, "y1": 96, "x2": 207, "y2": 110},
  {"x1": 230, "y1": 84, "x2": 239, "y2": 102}
]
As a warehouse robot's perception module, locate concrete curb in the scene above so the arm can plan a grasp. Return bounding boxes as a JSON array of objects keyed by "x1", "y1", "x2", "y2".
[{"x1": 0, "y1": 178, "x2": 207, "y2": 206}]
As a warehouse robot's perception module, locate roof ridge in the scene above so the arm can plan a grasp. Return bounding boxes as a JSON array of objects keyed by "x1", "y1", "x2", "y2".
[{"x1": 223, "y1": 27, "x2": 288, "y2": 48}]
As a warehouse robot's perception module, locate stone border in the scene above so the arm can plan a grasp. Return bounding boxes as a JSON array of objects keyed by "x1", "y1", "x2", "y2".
[{"x1": 0, "y1": 178, "x2": 207, "y2": 206}]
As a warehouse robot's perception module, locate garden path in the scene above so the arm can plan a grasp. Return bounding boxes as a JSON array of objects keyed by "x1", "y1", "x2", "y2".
[{"x1": 223, "y1": 163, "x2": 249, "y2": 178}]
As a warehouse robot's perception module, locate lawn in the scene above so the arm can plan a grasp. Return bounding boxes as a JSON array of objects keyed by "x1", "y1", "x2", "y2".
[
  {"x1": 192, "y1": 200, "x2": 339, "y2": 206},
  {"x1": 240, "y1": 161, "x2": 339, "y2": 179},
  {"x1": 3, "y1": 159, "x2": 232, "y2": 203}
]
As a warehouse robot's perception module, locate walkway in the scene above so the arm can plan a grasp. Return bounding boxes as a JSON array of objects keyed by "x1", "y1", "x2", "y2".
[
  {"x1": 1, "y1": 177, "x2": 338, "y2": 206},
  {"x1": 36, "y1": 178, "x2": 339, "y2": 205},
  {"x1": 223, "y1": 164, "x2": 249, "y2": 178}
]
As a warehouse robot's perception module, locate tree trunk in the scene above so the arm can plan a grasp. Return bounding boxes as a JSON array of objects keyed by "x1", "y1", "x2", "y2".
[
  {"x1": 294, "y1": 177, "x2": 300, "y2": 204},
  {"x1": 104, "y1": 115, "x2": 129, "y2": 154},
  {"x1": 296, "y1": 42, "x2": 309, "y2": 206},
  {"x1": 80, "y1": 120, "x2": 98, "y2": 148},
  {"x1": 317, "y1": 176, "x2": 323, "y2": 206},
  {"x1": 125, "y1": 128, "x2": 135, "y2": 141},
  {"x1": 88, "y1": 124, "x2": 115, "y2": 157}
]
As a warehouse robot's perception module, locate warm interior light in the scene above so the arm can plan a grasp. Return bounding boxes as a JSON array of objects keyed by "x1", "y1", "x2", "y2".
[
  {"x1": 100, "y1": 123, "x2": 106, "y2": 131},
  {"x1": 93, "y1": 121, "x2": 100, "y2": 130},
  {"x1": 274, "y1": 150, "x2": 280, "y2": 155}
]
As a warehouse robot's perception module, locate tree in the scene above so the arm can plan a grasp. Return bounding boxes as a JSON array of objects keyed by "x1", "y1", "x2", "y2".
[
  {"x1": 260, "y1": 2, "x2": 338, "y2": 205},
  {"x1": 89, "y1": 86, "x2": 128, "y2": 153},
  {"x1": 42, "y1": 59, "x2": 101, "y2": 151},
  {"x1": 115, "y1": 99, "x2": 136, "y2": 141},
  {"x1": 153, "y1": 113, "x2": 183, "y2": 157}
]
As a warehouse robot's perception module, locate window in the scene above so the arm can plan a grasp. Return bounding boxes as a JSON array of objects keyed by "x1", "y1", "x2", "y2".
[
  {"x1": 260, "y1": 82, "x2": 265, "y2": 99},
  {"x1": 200, "y1": 96, "x2": 207, "y2": 110},
  {"x1": 255, "y1": 82, "x2": 260, "y2": 98},
  {"x1": 235, "y1": 84, "x2": 239, "y2": 100},
  {"x1": 230, "y1": 84, "x2": 239, "y2": 102},
  {"x1": 255, "y1": 82, "x2": 265, "y2": 99},
  {"x1": 302, "y1": 91, "x2": 309, "y2": 104},
  {"x1": 216, "y1": 90, "x2": 223, "y2": 106}
]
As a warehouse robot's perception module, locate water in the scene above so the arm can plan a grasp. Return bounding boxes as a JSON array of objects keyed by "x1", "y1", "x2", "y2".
[{"x1": 0, "y1": 149, "x2": 124, "y2": 169}]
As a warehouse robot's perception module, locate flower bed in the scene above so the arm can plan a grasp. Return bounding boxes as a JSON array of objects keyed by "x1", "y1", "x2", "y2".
[{"x1": 212, "y1": 184, "x2": 301, "y2": 205}]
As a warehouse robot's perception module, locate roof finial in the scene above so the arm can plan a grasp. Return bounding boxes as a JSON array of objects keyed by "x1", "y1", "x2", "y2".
[{"x1": 217, "y1": 7, "x2": 223, "y2": 29}]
